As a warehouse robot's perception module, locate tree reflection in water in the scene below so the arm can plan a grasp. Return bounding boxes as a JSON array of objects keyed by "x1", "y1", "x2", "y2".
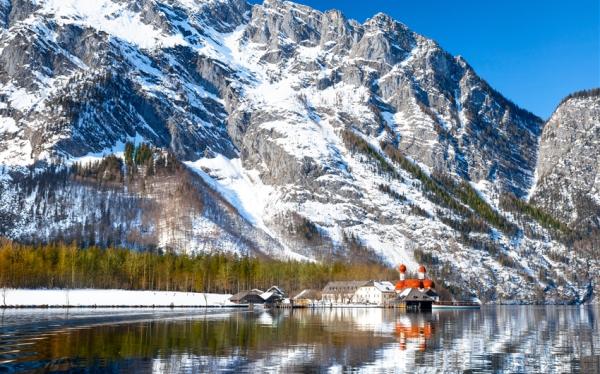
[{"x1": 0, "y1": 306, "x2": 598, "y2": 373}]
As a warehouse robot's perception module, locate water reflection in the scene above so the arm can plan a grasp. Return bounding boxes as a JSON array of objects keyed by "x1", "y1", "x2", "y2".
[
  {"x1": 0, "y1": 306, "x2": 598, "y2": 373},
  {"x1": 394, "y1": 315, "x2": 434, "y2": 352}
]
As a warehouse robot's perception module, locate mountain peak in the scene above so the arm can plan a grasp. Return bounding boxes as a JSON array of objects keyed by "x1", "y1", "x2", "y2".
[
  {"x1": 364, "y1": 11, "x2": 409, "y2": 32},
  {"x1": 367, "y1": 12, "x2": 393, "y2": 24}
]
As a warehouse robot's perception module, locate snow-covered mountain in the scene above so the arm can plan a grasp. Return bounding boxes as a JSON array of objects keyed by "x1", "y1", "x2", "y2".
[{"x1": 0, "y1": 0, "x2": 597, "y2": 303}]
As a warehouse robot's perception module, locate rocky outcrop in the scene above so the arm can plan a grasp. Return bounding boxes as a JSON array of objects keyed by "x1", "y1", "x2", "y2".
[
  {"x1": 234, "y1": 1, "x2": 543, "y2": 198},
  {"x1": 531, "y1": 89, "x2": 600, "y2": 229}
]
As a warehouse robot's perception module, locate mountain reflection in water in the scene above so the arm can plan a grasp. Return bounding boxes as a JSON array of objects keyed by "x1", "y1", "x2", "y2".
[{"x1": 0, "y1": 306, "x2": 598, "y2": 373}]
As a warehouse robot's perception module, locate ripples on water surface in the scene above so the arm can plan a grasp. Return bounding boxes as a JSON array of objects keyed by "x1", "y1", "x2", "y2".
[{"x1": 0, "y1": 306, "x2": 598, "y2": 373}]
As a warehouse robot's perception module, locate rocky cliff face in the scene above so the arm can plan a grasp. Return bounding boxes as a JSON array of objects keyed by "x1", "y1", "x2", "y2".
[
  {"x1": 0, "y1": 0, "x2": 250, "y2": 164},
  {"x1": 0, "y1": 0, "x2": 541, "y2": 193},
  {"x1": 228, "y1": 1, "x2": 543, "y2": 198},
  {"x1": 531, "y1": 90, "x2": 600, "y2": 230},
  {"x1": 0, "y1": 0, "x2": 597, "y2": 303}
]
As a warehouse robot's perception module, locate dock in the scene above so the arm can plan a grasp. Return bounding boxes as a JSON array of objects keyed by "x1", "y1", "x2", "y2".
[{"x1": 432, "y1": 301, "x2": 480, "y2": 310}]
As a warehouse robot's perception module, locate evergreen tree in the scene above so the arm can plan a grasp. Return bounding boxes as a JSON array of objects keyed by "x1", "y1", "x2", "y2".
[{"x1": 124, "y1": 142, "x2": 135, "y2": 165}]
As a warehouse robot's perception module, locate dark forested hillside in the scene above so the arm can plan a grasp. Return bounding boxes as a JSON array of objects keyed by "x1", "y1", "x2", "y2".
[{"x1": 0, "y1": 143, "x2": 290, "y2": 257}]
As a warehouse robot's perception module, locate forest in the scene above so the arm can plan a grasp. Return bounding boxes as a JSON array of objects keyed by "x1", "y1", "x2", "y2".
[{"x1": 0, "y1": 238, "x2": 398, "y2": 295}]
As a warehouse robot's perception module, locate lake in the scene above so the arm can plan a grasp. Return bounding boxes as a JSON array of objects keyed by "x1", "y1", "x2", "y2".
[{"x1": 0, "y1": 306, "x2": 598, "y2": 373}]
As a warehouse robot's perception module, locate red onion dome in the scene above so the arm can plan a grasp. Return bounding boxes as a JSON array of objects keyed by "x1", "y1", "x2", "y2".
[
  {"x1": 423, "y1": 279, "x2": 434, "y2": 289},
  {"x1": 398, "y1": 264, "x2": 407, "y2": 273},
  {"x1": 404, "y1": 279, "x2": 422, "y2": 289},
  {"x1": 418, "y1": 265, "x2": 426, "y2": 273}
]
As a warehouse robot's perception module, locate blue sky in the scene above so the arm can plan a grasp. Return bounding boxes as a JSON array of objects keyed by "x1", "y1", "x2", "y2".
[{"x1": 249, "y1": 0, "x2": 599, "y2": 119}]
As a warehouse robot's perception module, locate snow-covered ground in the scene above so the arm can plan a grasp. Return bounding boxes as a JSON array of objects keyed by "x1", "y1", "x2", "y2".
[{"x1": 0, "y1": 289, "x2": 233, "y2": 307}]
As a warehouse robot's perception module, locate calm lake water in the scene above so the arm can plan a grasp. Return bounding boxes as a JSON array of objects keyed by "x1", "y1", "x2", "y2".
[{"x1": 0, "y1": 306, "x2": 598, "y2": 373}]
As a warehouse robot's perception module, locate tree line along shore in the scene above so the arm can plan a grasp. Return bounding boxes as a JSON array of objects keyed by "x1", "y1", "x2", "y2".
[{"x1": 0, "y1": 239, "x2": 400, "y2": 296}]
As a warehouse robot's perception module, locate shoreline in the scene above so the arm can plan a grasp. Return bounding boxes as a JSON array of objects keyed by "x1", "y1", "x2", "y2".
[
  {"x1": 0, "y1": 288, "x2": 234, "y2": 308},
  {"x1": 0, "y1": 305, "x2": 248, "y2": 309},
  {"x1": 1, "y1": 289, "x2": 597, "y2": 308}
]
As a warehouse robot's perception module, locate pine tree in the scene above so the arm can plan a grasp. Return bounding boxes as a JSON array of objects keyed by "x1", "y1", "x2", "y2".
[{"x1": 124, "y1": 142, "x2": 135, "y2": 165}]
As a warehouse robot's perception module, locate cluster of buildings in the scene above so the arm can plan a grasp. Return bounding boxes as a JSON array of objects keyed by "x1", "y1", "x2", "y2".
[
  {"x1": 229, "y1": 265, "x2": 440, "y2": 310},
  {"x1": 229, "y1": 286, "x2": 286, "y2": 304},
  {"x1": 321, "y1": 280, "x2": 396, "y2": 305},
  {"x1": 321, "y1": 265, "x2": 438, "y2": 309}
]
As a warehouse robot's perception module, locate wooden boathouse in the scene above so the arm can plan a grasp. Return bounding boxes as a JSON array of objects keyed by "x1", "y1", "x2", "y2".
[
  {"x1": 395, "y1": 288, "x2": 435, "y2": 311},
  {"x1": 393, "y1": 264, "x2": 438, "y2": 311}
]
